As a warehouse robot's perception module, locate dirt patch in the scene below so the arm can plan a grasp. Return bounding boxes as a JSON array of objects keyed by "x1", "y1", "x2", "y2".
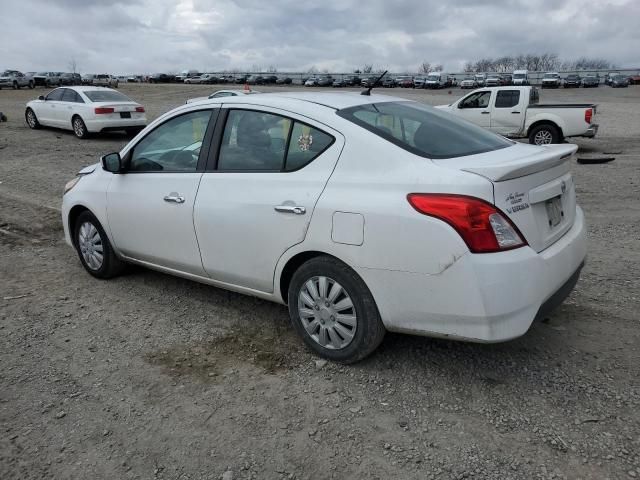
[{"x1": 145, "y1": 323, "x2": 304, "y2": 380}]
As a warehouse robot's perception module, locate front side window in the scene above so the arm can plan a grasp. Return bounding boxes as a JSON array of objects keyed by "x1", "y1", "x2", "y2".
[
  {"x1": 337, "y1": 101, "x2": 512, "y2": 159},
  {"x1": 459, "y1": 91, "x2": 491, "y2": 109},
  {"x1": 129, "y1": 110, "x2": 212, "y2": 172},
  {"x1": 46, "y1": 89, "x2": 65, "y2": 101},
  {"x1": 495, "y1": 90, "x2": 520, "y2": 108}
]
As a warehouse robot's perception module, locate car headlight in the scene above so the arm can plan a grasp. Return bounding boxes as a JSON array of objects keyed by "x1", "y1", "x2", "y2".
[{"x1": 64, "y1": 176, "x2": 81, "y2": 195}]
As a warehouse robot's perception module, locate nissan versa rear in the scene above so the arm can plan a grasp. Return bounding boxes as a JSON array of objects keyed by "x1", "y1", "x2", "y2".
[{"x1": 61, "y1": 92, "x2": 587, "y2": 363}]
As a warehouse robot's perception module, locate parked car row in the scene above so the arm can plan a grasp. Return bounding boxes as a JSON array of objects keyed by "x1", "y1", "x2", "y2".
[{"x1": 0, "y1": 71, "x2": 84, "y2": 89}]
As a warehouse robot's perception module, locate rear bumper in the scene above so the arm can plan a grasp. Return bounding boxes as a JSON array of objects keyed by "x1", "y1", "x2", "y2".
[
  {"x1": 582, "y1": 124, "x2": 599, "y2": 138},
  {"x1": 358, "y1": 206, "x2": 587, "y2": 342},
  {"x1": 84, "y1": 117, "x2": 147, "y2": 133}
]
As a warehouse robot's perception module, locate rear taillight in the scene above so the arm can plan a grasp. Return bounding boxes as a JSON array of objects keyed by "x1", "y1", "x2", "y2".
[
  {"x1": 94, "y1": 107, "x2": 114, "y2": 114},
  {"x1": 407, "y1": 194, "x2": 527, "y2": 253},
  {"x1": 135, "y1": 106, "x2": 145, "y2": 113},
  {"x1": 585, "y1": 108, "x2": 592, "y2": 124}
]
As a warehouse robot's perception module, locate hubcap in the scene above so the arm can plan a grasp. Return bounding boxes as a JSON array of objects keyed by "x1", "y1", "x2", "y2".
[
  {"x1": 27, "y1": 111, "x2": 35, "y2": 128},
  {"x1": 297, "y1": 276, "x2": 357, "y2": 350},
  {"x1": 534, "y1": 130, "x2": 553, "y2": 145},
  {"x1": 78, "y1": 222, "x2": 104, "y2": 270},
  {"x1": 73, "y1": 119, "x2": 84, "y2": 137}
]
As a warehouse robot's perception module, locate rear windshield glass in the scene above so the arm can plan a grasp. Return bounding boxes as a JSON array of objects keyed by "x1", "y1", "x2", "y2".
[
  {"x1": 84, "y1": 90, "x2": 132, "y2": 102},
  {"x1": 337, "y1": 101, "x2": 512, "y2": 159}
]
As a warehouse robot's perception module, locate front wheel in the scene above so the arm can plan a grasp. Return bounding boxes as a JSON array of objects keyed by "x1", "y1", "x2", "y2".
[
  {"x1": 72, "y1": 115, "x2": 89, "y2": 139},
  {"x1": 13, "y1": 82, "x2": 19, "y2": 90},
  {"x1": 529, "y1": 124, "x2": 561, "y2": 145},
  {"x1": 28, "y1": 81, "x2": 34, "y2": 89},
  {"x1": 287, "y1": 256, "x2": 385, "y2": 363},
  {"x1": 74, "y1": 211, "x2": 124, "y2": 279}
]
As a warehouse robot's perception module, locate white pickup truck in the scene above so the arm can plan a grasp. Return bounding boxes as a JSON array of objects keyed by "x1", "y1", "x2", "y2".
[{"x1": 436, "y1": 86, "x2": 598, "y2": 145}]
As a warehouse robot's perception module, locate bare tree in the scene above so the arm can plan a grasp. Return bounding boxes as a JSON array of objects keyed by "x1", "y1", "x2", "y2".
[
  {"x1": 266, "y1": 65, "x2": 278, "y2": 73},
  {"x1": 362, "y1": 64, "x2": 373, "y2": 74},
  {"x1": 432, "y1": 64, "x2": 443, "y2": 72},
  {"x1": 68, "y1": 58, "x2": 79, "y2": 74},
  {"x1": 418, "y1": 61, "x2": 431, "y2": 74}
]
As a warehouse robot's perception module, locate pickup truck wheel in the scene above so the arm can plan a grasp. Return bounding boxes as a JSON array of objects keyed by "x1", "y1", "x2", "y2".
[
  {"x1": 13, "y1": 81, "x2": 19, "y2": 90},
  {"x1": 529, "y1": 124, "x2": 561, "y2": 145},
  {"x1": 25, "y1": 108, "x2": 41, "y2": 129},
  {"x1": 288, "y1": 256, "x2": 386, "y2": 364},
  {"x1": 28, "y1": 81, "x2": 34, "y2": 89}
]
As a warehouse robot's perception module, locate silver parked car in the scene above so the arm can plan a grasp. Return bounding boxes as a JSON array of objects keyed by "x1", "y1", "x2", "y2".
[
  {"x1": 93, "y1": 74, "x2": 119, "y2": 88},
  {"x1": 0, "y1": 70, "x2": 34, "y2": 89}
]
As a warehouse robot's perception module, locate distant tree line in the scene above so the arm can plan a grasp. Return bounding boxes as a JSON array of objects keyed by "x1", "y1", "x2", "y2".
[{"x1": 462, "y1": 53, "x2": 615, "y2": 73}]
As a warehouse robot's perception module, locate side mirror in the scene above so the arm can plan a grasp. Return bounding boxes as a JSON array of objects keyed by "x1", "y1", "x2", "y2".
[
  {"x1": 101, "y1": 152, "x2": 123, "y2": 173},
  {"x1": 38, "y1": 95, "x2": 45, "y2": 101}
]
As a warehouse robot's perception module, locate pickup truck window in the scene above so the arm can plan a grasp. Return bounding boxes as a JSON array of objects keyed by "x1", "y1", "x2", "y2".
[
  {"x1": 459, "y1": 91, "x2": 491, "y2": 109},
  {"x1": 495, "y1": 90, "x2": 520, "y2": 108},
  {"x1": 337, "y1": 101, "x2": 512, "y2": 159}
]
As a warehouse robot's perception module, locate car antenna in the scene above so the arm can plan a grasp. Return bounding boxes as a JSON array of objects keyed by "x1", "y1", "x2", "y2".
[{"x1": 361, "y1": 70, "x2": 388, "y2": 96}]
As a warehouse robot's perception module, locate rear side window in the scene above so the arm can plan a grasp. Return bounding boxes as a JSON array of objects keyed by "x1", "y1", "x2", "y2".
[
  {"x1": 495, "y1": 90, "x2": 520, "y2": 108},
  {"x1": 217, "y1": 109, "x2": 334, "y2": 171},
  {"x1": 337, "y1": 101, "x2": 512, "y2": 159},
  {"x1": 62, "y1": 89, "x2": 84, "y2": 103}
]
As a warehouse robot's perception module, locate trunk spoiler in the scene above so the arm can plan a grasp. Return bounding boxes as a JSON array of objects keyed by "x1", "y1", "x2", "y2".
[{"x1": 460, "y1": 144, "x2": 578, "y2": 182}]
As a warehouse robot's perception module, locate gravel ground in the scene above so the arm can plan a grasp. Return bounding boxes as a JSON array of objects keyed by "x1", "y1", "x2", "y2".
[{"x1": 1, "y1": 83, "x2": 639, "y2": 480}]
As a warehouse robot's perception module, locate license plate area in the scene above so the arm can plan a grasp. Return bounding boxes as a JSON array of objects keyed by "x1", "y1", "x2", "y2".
[
  {"x1": 120, "y1": 112, "x2": 131, "y2": 119},
  {"x1": 545, "y1": 196, "x2": 564, "y2": 228}
]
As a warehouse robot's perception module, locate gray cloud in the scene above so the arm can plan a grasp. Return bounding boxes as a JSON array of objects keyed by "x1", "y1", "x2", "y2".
[{"x1": 1, "y1": 0, "x2": 637, "y2": 74}]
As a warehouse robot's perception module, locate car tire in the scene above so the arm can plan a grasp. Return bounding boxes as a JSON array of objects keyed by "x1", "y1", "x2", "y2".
[
  {"x1": 74, "y1": 211, "x2": 125, "y2": 279},
  {"x1": 529, "y1": 124, "x2": 561, "y2": 145},
  {"x1": 28, "y1": 81, "x2": 34, "y2": 89},
  {"x1": 13, "y1": 81, "x2": 19, "y2": 90},
  {"x1": 72, "y1": 115, "x2": 89, "y2": 139},
  {"x1": 25, "y1": 108, "x2": 41, "y2": 129},
  {"x1": 287, "y1": 256, "x2": 386, "y2": 364}
]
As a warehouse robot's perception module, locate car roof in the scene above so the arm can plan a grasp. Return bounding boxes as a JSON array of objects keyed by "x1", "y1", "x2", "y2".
[
  {"x1": 186, "y1": 91, "x2": 408, "y2": 112},
  {"x1": 52, "y1": 86, "x2": 117, "y2": 92}
]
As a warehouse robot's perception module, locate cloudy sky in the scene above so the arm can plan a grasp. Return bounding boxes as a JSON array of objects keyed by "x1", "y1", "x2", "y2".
[{"x1": 2, "y1": 0, "x2": 638, "y2": 74}]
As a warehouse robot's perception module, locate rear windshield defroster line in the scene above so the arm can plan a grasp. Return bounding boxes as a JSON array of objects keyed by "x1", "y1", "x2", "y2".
[{"x1": 337, "y1": 101, "x2": 512, "y2": 159}]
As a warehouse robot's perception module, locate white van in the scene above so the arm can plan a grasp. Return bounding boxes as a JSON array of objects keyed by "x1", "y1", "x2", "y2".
[
  {"x1": 425, "y1": 71, "x2": 449, "y2": 89},
  {"x1": 512, "y1": 70, "x2": 529, "y2": 85}
]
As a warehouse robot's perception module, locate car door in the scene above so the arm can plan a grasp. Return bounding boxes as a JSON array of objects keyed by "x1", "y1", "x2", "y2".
[
  {"x1": 490, "y1": 89, "x2": 524, "y2": 136},
  {"x1": 454, "y1": 91, "x2": 492, "y2": 128},
  {"x1": 38, "y1": 88, "x2": 65, "y2": 126},
  {"x1": 106, "y1": 108, "x2": 218, "y2": 275},
  {"x1": 193, "y1": 106, "x2": 344, "y2": 292},
  {"x1": 58, "y1": 88, "x2": 84, "y2": 127}
]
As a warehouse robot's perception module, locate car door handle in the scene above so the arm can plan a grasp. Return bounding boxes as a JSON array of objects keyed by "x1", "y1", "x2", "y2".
[
  {"x1": 274, "y1": 205, "x2": 306, "y2": 215},
  {"x1": 163, "y1": 193, "x2": 185, "y2": 204},
  {"x1": 481, "y1": 111, "x2": 490, "y2": 114},
  {"x1": 511, "y1": 111, "x2": 521, "y2": 114}
]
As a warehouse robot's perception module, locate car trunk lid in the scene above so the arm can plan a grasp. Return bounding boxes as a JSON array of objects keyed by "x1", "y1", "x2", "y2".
[{"x1": 434, "y1": 143, "x2": 578, "y2": 252}]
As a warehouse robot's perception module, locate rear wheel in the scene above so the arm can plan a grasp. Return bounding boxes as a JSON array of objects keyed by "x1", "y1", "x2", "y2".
[
  {"x1": 287, "y1": 256, "x2": 385, "y2": 363},
  {"x1": 529, "y1": 124, "x2": 561, "y2": 145},
  {"x1": 74, "y1": 211, "x2": 124, "y2": 279},
  {"x1": 72, "y1": 115, "x2": 89, "y2": 139},
  {"x1": 13, "y1": 81, "x2": 19, "y2": 90},
  {"x1": 25, "y1": 108, "x2": 41, "y2": 129},
  {"x1": 28, "y1": 81, "x2": 34, "y2": 89}
]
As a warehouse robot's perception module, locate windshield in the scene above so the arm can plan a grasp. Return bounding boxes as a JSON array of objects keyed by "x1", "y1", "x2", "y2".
[
  {"x1": 84, "y1": 90, "x2": 133, "y2": 102},
  {"x1": 427, "y1": 75, "x2": 440, "y2": 81},
  {"x1": 513, "y1": 73, "x2": 525, "y2": 79},
  {"x1": 337, "y1": 101, "x2": 512, "y2": 159},
  {"x1": 544, "y1": 73, "x2": 559, "y2": 79}
]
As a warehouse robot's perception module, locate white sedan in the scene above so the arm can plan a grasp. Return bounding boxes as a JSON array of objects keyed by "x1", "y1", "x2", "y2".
[
  {"x1": 185, "y1": 89, "x2": 260, "y2": 104},
  {"x1": 25, "y1": 86, "x2": 147, "y2": 139},
  {"x1": 61, "y1": 92, "x2": 586, "y2": 362}
]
